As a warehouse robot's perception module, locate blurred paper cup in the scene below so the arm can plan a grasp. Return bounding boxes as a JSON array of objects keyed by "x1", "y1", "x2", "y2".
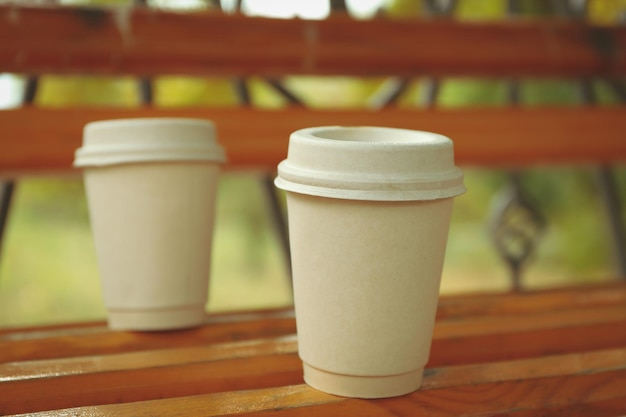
[
  {"x1": 275, "y1": 126, "x2": 465, "y2": 398},
  {"x1": 74, "y1": 118, "x2": 226, "y2": 331}
]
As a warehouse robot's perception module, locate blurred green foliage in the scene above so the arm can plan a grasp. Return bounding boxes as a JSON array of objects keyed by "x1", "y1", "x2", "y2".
[{"x1": 37, "y1": 76, "x2": 138, "y2": 107}]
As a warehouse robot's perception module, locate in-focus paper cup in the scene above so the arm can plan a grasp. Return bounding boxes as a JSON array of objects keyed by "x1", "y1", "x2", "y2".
[
  {"x1": 74, "y1": 118, "x2": 226, "y2": 331},
  {"x1": 275, "y1": 126, "x2": 465, "y2": 398}
]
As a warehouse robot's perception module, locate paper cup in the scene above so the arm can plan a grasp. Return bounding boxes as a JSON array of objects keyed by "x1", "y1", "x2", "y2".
[
  {"x1": 75, "y1": 118, "x2": 226, "y2": 331},
  {"x1": 275, "y1": 126, "x2": 465, "y2": 398}
]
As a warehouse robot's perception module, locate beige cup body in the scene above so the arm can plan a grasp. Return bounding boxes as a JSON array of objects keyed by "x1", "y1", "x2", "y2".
[
  {"x1": 84, "y1": 162, "x2": 220, "y2": 330},
  {"x1": 287, "y1": 192, "x2": 454, "y2": 397},
  {"x1": 276, "y1": 125, "x2": 464, "y2": 397}
]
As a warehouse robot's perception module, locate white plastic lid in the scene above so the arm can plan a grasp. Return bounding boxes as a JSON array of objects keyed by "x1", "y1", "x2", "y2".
[
  {"x1": 275, "y1": 126, "x2": 465, "y2": 201},
  {"x1": 74, "y1": 118, "x2": 226, "y2": 167}
]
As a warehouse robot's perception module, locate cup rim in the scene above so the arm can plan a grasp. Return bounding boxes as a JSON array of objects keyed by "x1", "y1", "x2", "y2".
[
  {"x1": 294, "y1": 126, "x2": 451, "y2": 147},
  {"x1": 84, "y1": 118, "x2": 216, "y2": 133}
]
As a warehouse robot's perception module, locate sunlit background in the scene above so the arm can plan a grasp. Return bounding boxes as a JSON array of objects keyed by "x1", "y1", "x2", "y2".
[{"x1": 1, "y1": 0, "x2": 625, "y2": 327}]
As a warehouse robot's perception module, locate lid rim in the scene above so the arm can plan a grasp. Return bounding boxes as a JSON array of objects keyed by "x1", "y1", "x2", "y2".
[
  {"x1": 74, "y1": 155, "x2": 226, "y2": 168},
  {"x1": 274, "y1": 177, "x2": 466, "y2": 201},
  {"x1": 277, "y1": 161, "x2": 463, "y2": 187},
  {"x1": 292, "y1": 126, "x2": 452, "y2": 147},
  {"x1": 74, "y1": 148, "x2": 226, "y2": 168},
  {"x1": 84, "y1": 118, "x2": 215, "y2": 130}
]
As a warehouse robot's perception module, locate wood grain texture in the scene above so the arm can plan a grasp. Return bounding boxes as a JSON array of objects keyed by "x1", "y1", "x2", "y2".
[
  {"x1": 1, "y1": 5, "x2": 625, "y2": 77},
  {"x1": 4, "y1": 303, "x2": 623, "y2": 381},
  {"x1": 436, "y1": 281, "x2": 626, "y2": 319},
  {"x1": 2, "y1": 343, "x2": 625, "y2": 414},
  {"x1": 9, "y1": 369, "x2": 626, "y2": 416},
  {"x1": 1, "y1": 285, "x2": 625, "y2": 415},
  {"x1": 2, "y1": 307, "x2": 623, "y2": 382},
  {"x1": 2, "y1": 106, "x2": 626, "y2": 176},
  {"x1": 0, "y1": 353, "x2": 304, "y2": 414},
  {"x1": 429, "y1": 319, "x2": 626, "y2": 367},
  {"x1": 1, "y1": 282, "x2": 620, "y2": 339},
  {"x1": 422, "y1": 347, "x2": 626, "y2": 391},
  {"x1": 0, "y1": 336, "x2": 298, "y2": 381},
  {"x1": 1, "y1": 305, "x2": 625, "y2": 413},
  {"x1": 0, "y1": 315, "x2": 296, "y2": 363},
  {"x1": 0, "y1": 283, "x2": 621, "y2": 383},
  {"x1": 2, "y1": 342, "x2": 625, "y2": 414},
  {"x1": 433, "y1": 304, "x2": 626, "y2": 339},
  {"x1": 1, "y1": 284, "x2": 624, "y2": 364}
]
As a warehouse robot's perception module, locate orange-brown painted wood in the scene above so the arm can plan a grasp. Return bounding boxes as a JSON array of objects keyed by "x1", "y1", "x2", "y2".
[
  {"x1": 434, "y1": 304, "x2": 626, "y2": 339},
  {"x1": 8, "y1": 367, "x2": 626, "y2": 416},
  {"x1": 0, "y1": 306, "x2": 292, "y2": 336},
  {"x1": 0, "y1": 314, "x2": 296, "y2": 363},
  {"x1": 2, "y1": 284, "x2": 624, "y2": 365},
  {"x1": 1, "y1": 311, "x2": 625, "y2": 413},
  {"x1": 422, "y1": 347, "x2": 626, "y2": 391},
  {"x1": 1, "y1": 6, "x2": 625, "y2": 77},
  {"x1": 429, "y1": 319, "x2": 626, "y2": 367},
  {"x1": 4, "y1": 303, "x2": 623, "y2": 381},
  {"x1": 2, "y1": 106, "x2": 626, "y2": 175},
  {"x1": 0, "y1": 353, "x2": 304, "y2": 414},
  {"x1": 1, "y1": 284, "x2": 626, "y2": 415},
  {"x1": 0, "y1": 336, "x2": 298, "y2": 381},
  {"x1": 2, "y1": 340, "x2": 625, "y2": 414},
  {"x1": 2, "y1": 304, "x2": 624, "y2": 381},
  {"x1": 238, "y1": 371, "x2": 626, "y2": 417},
  {"x1": 13, "y1": 385, "x2": 340, "y2": 417},
  {"x1": 1, "y1": 282, "x2": 621, "y2": 339},
  {"x1": 436, "y1": 281, "x2": 626, "y2": 319}
]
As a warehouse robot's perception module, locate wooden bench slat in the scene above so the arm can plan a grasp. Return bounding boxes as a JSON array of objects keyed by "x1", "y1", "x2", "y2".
[
  {"x1": 474, "y1": 397, "x2": 626, "y2": 417},
  {"x1": 423, "y1": 347, "x2": 626, "y2": 391},
  {"x1": 436, "y1": 282, "x2": 626, "y2": 319},
  {"x1": 2, "y1": 6, "x2": 625, "y2": 77},
  {"x1": 1, "y1": 282, "x2": 620, "y2": 340},
  {"x1": 0, "y1": 315, "x2": 296, "y2": 363},
  {"x1": 1, "y1": 285, "x2": 624, "y2": 415},
  {"x1": 0, "y1": 336, "x2": 298, "y2": 381},
  {"x1": 434, "y1": 304, "x2": 626, "y2": 339},
  {"x1": 374, "y1": 370, "x2": 626, "y2": 417},
  {"x1": 2, "y1": 107, "x2": 626, "y2": 175},
  {"x1": 429, "y1": 319, "x2": 626, "y2": 367},
  {"x1": 5, "y1": 300, "x2": 622, "y2": 381},
  {"x1": 2, "y1": 315, "x2": 625, "y2": 413},
  {"x1": 1, "y1": 285, "x2": 624, "y2": 364},
  {"x1": 2, "y1": 345, "x2": 625, "y2": 414},
  {"x1": 1, "y1": 305, "x2": 622, "y2": 365},
  {"x1": 3, "y1": 306, "x2": 624, "y2": 382},
  {"x1": 0, "y1": 321, "x2": 106, "y2": 338},
  {"x1": 0, "y1": 308, "x2": 294, "y2": 338},
  {"x1": 9, "y1": 366, "x2": 626, "y2": 416},
  {"x1": 0, "y1": 353, "x2": 304, "y2": 415},
  {"x1": 230, "y1": 371, "x2": 626, "y2": 417}
]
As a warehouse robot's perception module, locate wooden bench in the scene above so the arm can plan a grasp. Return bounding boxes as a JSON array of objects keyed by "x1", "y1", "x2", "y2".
[
  {"x1": 1, "y1": 6, "x2": 626, "y2": 175},
  {"x1": 1, "y1": 5, "x2": 626, "y2": 415},
  {"x1": 1, "y1": 282, "x2": 625, "y2": 415}
]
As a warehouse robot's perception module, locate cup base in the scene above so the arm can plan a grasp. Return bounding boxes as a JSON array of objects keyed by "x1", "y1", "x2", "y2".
[
  {"x1": 302, "y1": 363, "x2": 423, "y2": 399},
  {"x1": 107, "y1": 306, "x2": 207, "y2": 331}
]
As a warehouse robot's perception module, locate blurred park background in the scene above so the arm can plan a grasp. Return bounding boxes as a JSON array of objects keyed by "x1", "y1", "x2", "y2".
[{"x1": 0, "y1": 0, "x2": 625, "y2": 327}]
